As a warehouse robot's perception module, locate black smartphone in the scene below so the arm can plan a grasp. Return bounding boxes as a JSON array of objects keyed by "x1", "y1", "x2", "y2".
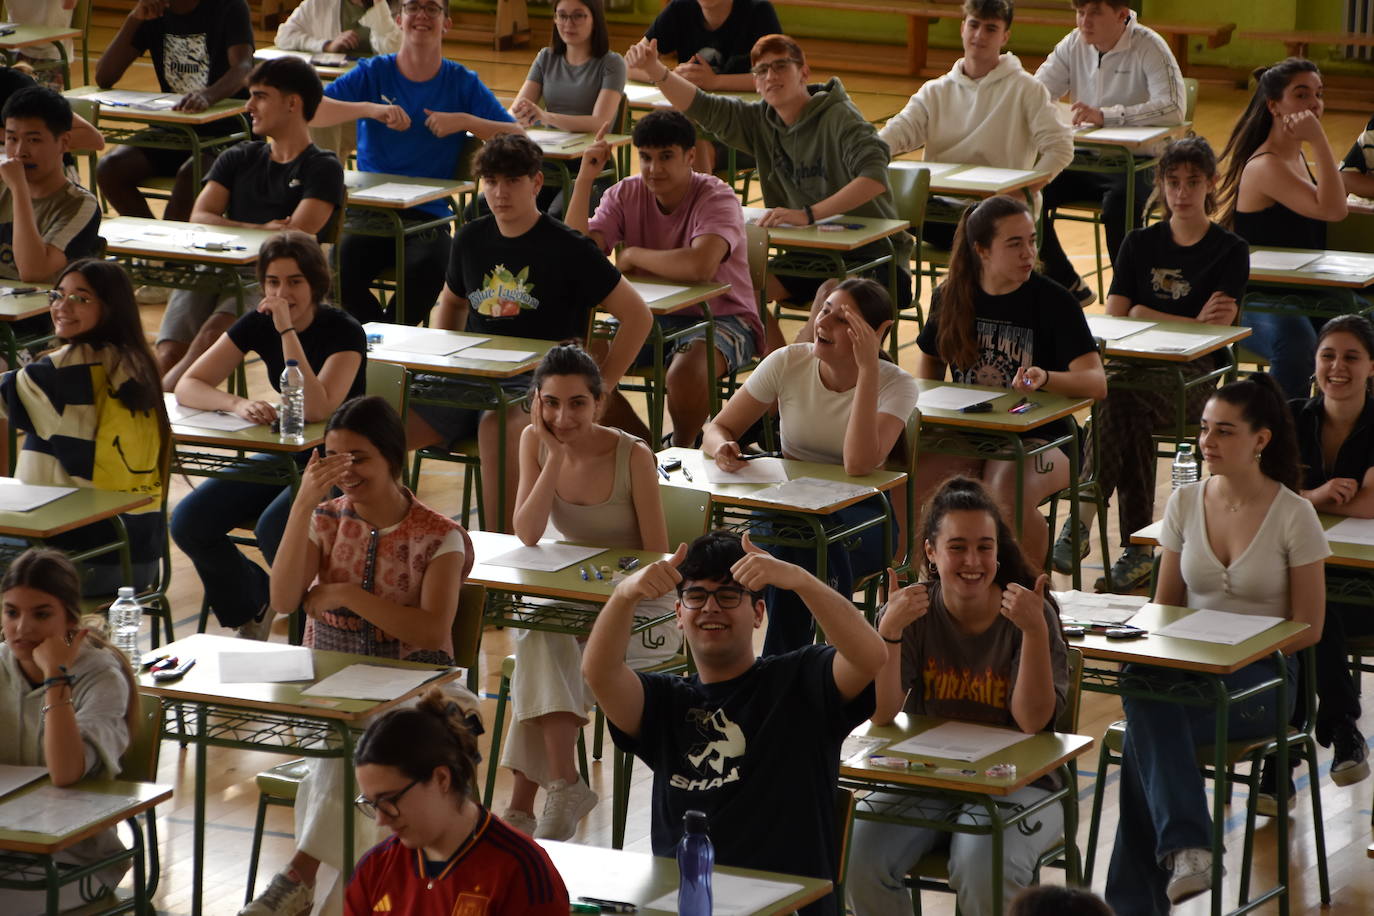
[
  {"x1": 961, "y1": 403, "x2": 993, "y2": 414},
  {"x1": 153, "y1": 658, "x2": 197, "y2": 681},
  {"x1": 660, "y1": 457, "x2": 682, "y2": 472},
  {"x1": 1105, "y1": 627, "x2": 1147, "y2": 640}
]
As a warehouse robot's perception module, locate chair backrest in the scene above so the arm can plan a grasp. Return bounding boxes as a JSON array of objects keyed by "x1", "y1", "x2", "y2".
[
  {"x1": 1183, "y1": 77, "x2": 1199, "y2": 121},
  {"x1": 1329, "y1": 211, "x2": 1374, "y2": 254},
  {"x1": 118, "y1": 693, "x2": 163, "y2": 783},
  {"x1": 1056, "y1": 646, "x2": 1085, "y2": 734},
  {"x1": 450, "y1": 583, "x2": 486, "y2": 672},
  {"x1": 886, "y1": 163, "x2": 932, "y2": 231},
  {"x1": 660, "y1": 483, "x2": 711, "y2": 549},
  {"x1": 891, "y1": 407, "x2": 922, "y2": 567},
  {"x1": 366, "y1": 358, "x2": 407, "y2": 416},
  {"x1": 833, "y1": 786, "x2": 857, "y2": 889},
  {"x1": 744, "y1": 221, "x2": 769, "y2": 316}
]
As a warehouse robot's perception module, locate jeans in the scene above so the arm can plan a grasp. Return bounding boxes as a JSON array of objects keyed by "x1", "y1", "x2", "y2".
[
  {"x1": 847, "y1": 785, "x2": 1063, "y2": 916},
  {"x1": 1039, "y1": 167, "x2": 1154, "y2": 289},
  {"x1": 1238, "y1": 307, "x2": 1321, "y2": 400},
  {"x1": 169, "y1": 454, "x2": 297, "y2": 628},
  {"x1": 760, "y1": 494, "x2": 893, "y2": 656},
  {"x1": 338, "y1": 208, "x2": 452, "y2": 326},
  {"x1": 1105, "y1": 657, "x2": 1297, "y2": 916}
]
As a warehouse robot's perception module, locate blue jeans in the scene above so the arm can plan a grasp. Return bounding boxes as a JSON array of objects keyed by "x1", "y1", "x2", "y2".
[
  {"x1": 169, "y1": 454, "x2": 297, "y2": 628},
  {"x1": 1238, "y1": 307, "x2": 1320, "y2": 400},
  {"x1": 760, "y1": 493, "x2": 893, "y2": 656},
  {"x1": 1105, "y1": 657, "x2": 1296, "y2": 916}
]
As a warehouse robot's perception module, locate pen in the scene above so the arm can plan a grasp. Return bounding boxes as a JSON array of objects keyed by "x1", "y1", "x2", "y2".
[
  {"x1": 594, "y1": 565, "x2": 604, "y2": 580},
  {"x1": 1007, "y1": 396, "x2": 1029, "y2": 413},
  {"x1": 580, "y1": 565, "x2": 589, "y2": 580},
  {"x1": 657, "y1": 464, "x2": 670, "y2": 481},
  {"x1": 0, "y1": 287, "x2": 37, "y2": 297},
  {"x1": 1010, "y1": 400, "x2": 1039, "y2": 415},
  {"x1": 577, "y1": 897, "x2": 638, "y2": 913},
  {"x1": 681, "y1": 466, "x2": 693, "y2": 482}
]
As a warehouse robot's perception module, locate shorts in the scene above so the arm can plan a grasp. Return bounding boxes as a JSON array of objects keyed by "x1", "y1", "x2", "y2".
[
  {"x1": 631, "y1": 312, "x2": 757, "y2": 374},
  {"x1": 158, "y1": 277, "x2": 259, "y2": 344},
  {"x1": 408, "y1": 372, "x2": 533, "y2": 450}
]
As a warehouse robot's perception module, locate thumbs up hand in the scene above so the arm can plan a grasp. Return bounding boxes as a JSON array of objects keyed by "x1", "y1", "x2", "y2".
[
  {"x1": 729, "y1": 531, "x2": 805, "y2": 593},
  {"x1": 1000, "y1": 574, "x2": 1050, "y2": 635},
  {"x1": 615, "y1": 542, "x2": 688, "y2": 603}
]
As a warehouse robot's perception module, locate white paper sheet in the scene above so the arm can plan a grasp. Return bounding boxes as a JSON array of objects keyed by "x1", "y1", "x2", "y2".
[
  {"x1": 623, "y1": 83, "x2": 665, "y2": 102},
  {"x1": 0, "y1": 765, "x2": 49, "y2": 799},
  {"x1": 841, "y1": 734, "x2": 890, "y2": 764},
  {"x1": 0, "y1": 785, "x2": 144, "y2": 836},
  {"x1": 218, "y1": 644, "x2": 315, "y2": 683},
  {"x1": 1079, "y1": 126, "x2": 1170, "y2": 143},
  {"x1": 1052, "y1": 589, "x2": 1147, "y2": 625},
  {"x1": 526, "y1": 128, "x2": 584, "y2": 148},
  {"x1": 748, "y1": 477, "x2": 877, "y2": 510},
  {"x1": 1308, "y1": 254, "x2": 1374, "y2": 276},
  {"x1": 916, "y1": 387, "x2": 1000, "y2": 412},
  {"x1": 349, "y1": 181, "x2": 447, "y2": 203},
  {"x1": 91, "y1": 90, "x2": 179, "y2": 110},
  {"x1": 628, "y1": 279, "x2": 691, "y2": 302},
  {"x1": 457, "y1": 348, "x2": 536, "y2": 363},
  {"x1": 1326, "y1": 516, "x2": 1374, "y2": 546},
  {"x1": 701, "y1": 456, "x2": 789, "y2": 484},
  {"x1": 1113, "y1": 329, "x2": 1212, "y2": 353},
  {"x1": 885, "y1": 721, "x2": 1032, "y2": 762},
  {"x1": 1249, "y1": 250, "x2": 1321, "y2": 271},
  {"x1": 372, "y1": 332, "x2": 487, "y2": 356},
  {"x1": 481, "y1": 542, "x2": 603, "y2": 572},
  {"x1": 947, "y1": 166, "x2": 1035, "y2": 185},
  {"x1": 0, "y1": 479, "x2": 76, "y2": 512},
  {"x1": 740, "y1": 206, "x2": 842, "y2": 227},
  {"x1": 889, "y1": 160, "x2": 963, "y2": 179},
  {"x1": 163, "y1": 395, "x2": 258, "y2": 431},
  {"x1": 1085, "y1": 315, "x2": 1153, "y2": 341},
  {"x1": 644, "y1": 872, "x2": 805, "y2": 916},
  {"x1": 1152, "y1": 609, "x2": 1285, "y2": 645},
  {"x1": 302, "y1": 664, "x2": 443, "y2": 701}
]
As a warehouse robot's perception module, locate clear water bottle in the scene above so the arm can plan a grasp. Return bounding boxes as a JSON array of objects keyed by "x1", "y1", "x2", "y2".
[
  {"x1": 109, "y1": 587, "x2": 142, "y2": 668},
  {"x1": 279, "y1": 359, "x2": 305, "y2": 444},
  {"x1": 676, "y1": 810, "x2": 713, "y2": 916},
  {"x1": 1172, "y1": 442, "x2": 1200, "y2": 489}
]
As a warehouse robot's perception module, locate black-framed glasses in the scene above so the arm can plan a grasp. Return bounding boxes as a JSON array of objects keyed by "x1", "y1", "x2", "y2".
[
  {"x1": 47, "y1": 289, "x2": 95, "y2": 307},
  {"x1": 554, "y1": 10, "x2": 590, "y2": 22},
  {"x1": 401, "y1": 1, "x2": 445, "y2": 16},
  {"x1": 749, "y1": 58, "x2": 800, "y2": 78},
  {"x1": 354, "y1": 778, "x2": 420, "y2": 819},
  {"x1": 677, "y1": 585, "x2": 754, "y2": 609}
]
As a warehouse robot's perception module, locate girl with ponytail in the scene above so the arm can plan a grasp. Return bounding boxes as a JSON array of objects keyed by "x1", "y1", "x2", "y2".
[{"x1": 1105, "y1": 372, "x2": 1328, "y2": 912}]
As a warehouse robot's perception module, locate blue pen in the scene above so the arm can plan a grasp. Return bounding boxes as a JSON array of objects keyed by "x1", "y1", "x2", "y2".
[
  {"x1": 594, "y1": 565, "x2": 604, "y2": 580},
  {"x1": 579, "y1": 565, "x2": 589, "y2": 580},
  {"x1": 657, "y1": 464, "x2": 670, "y2": 481}
]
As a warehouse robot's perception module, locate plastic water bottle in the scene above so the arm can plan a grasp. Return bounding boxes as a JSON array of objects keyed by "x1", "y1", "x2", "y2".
[
  {"x1": 279, "y1": 359, "x2": 305, "y2": 444},
  {"x1": 109, "y1": 587, "x2": 142, "y2": 668},
  {"x1": 676, "y1": 810, "x2": 713, "y2": 916},
  {"x1": 1172, "y1": 442, "x2": 1200, "y2": 489}
]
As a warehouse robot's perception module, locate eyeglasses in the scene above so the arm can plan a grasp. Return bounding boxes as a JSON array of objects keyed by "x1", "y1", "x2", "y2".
[
  {"x1": 400, "y1": 2, "x2": 446, "y2": 16},
  {"x1": 354, "y1": 778, "x2": 420, "y2": 819},
  {"x1": 47, "y1": 290, "x2": 95, "y2": 307},
  {"x1": 554, "y1": 10, "x2": 590, "y2": 22},
  {"x1": 677, "y1": 585, "x2": 755, "y2": 609},
  {"x1": 749, "y1": 58, "x2": 800, "y2": 78}
]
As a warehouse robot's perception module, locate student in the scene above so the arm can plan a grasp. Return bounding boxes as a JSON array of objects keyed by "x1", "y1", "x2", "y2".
[
  {"x1": 4, "y1": 1, "x2": 78, "y2": 90},
  {"x1": 1104, "y1": 375, "x2": 1326, "y2": 914},
  {"x1": 501, "y1": 345, "x2": 682, "y2": 840},
  {"x1": 914, "y1": 196, "x2": 1106, "y2": 566},
  {"x1": 1287, "y1": 315, "x2": 1374, "y2": 788},
  {"x1": 1051, "y1": 137, "x2": 1247, "y2": 593},
  {"x1": 626, "y1": 32, "x2": 909, "y2": 350},
  {"x1": 94, "y1": 0, "x2": 255, "y2": 222},
  {"x1": 1034, "y1": 0, "x2": 1187, "y2": 303},
  {"x1": 0, "y1": 66, "x2": 105, "y2": 161},
  {"x1": 313, "y1": 0, "x2": 519, "y2": 326},
  {"x1": 172, "y1": 232, "x2": 365, "y2": 639},
  {"x1": 415, "y1": 134, "x2": 652, "y2": 530},
  {"x1": 880, "y1": 0, "x2": 1073, "y2": 249},
  {"x1": 566, "y1": 110, "x2": 762, "y2": 447},
  {"x1": 246, "y1": 395, "x2": 473, "y2": 916},
  {"x1": 849, "y1": 477, "x2": 1069, "y2": 916},
  {"x1": 0, "y1": 548, "x2": 141, "y2": 914},
  {"x1": 158, "y1": 56, "x2": 345, "y2": 391},
  {"x1": 276, "y1": 0, "x2": 402, "y2": 56},
  {"x1": 1217, "y1": 58, "x2": 1350, "y2": 400},
  {"x1": 0, "y1": 261, "x2": 168, "y2": 596},
  {"x1": 346, "y1": 689, "x2": 569, "y2": 916},
  {"x1": 583, "y1": 529, "x2": 886, "y2": 916},
  {"x1": 1340, "y1": 111, "x2": 1374, "y2": 199}
]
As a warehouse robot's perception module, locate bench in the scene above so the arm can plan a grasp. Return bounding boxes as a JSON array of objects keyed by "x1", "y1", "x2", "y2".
[{"x1": 1239, "y1": 30, "x2": 1374, "y2": 59}]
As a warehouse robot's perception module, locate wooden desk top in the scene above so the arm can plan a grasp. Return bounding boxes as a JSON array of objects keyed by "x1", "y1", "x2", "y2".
[
  {"x1": 1072, "y1": 122, "x2": 1191, "y2": 152},
  {"x1": 0, "y1": 486, "x2": 152, "y2": 539},
  {"x1": 624, "y1": 81, "x2": 760, "y2": 109},
  {"x1": 467, "y1": 530, "x2": 674, "y2": 602},
  {"x1": 136, "y1": 633, "x2": 460, "y2": 720},
  {"x1": 171, "y1": 419, "x2": 326, "y2": 453},
  {"x1": 914, "y1": 380, "x2": 1090, "y2": 434},
  {"x1": 0, "y1": 287, "x2": 51, "y2": 322},
  {"x1": 891, "y1": 159, "x2": 1051, "y2": 198},
  {"x1": 656, "y1": 447, "x2": 905, "y2": 515},
  {"x1": 363, "y1": 322, "x2": 555, "y2": 378},
  {"x1": 102, "y1": 217, "x2": 275, "y2": 265},
  {"x1": 754, "y1": 214, "x2": 910, "y2": 252},
  {"x1": 0, "y1": 779, "x2": 172, "y2": 855},
  {"x1": 344, "y1": 169, "x2": 474, "y2": 210},
  {"x1": 1069, "y1": 603, "x2": 1309, "y2": 674},
  {"x1": 0, "y1": 25, "x2": 81, "y2": 50},
  {"x1": 541, "y1": 839, "x2": 834, "y2": 915},
  {"x1": 1248, "y1": 246, "x2": 1374, "y2": 289},
  {"x1": 1132, "y1": 514, "x2": 1374, "y2": 571},
  {"x1": 841, "y1": 714, "x2": 1092, "y2": 796},
  {"x1": 253, "y1": 46, "x2": 357, "y2": 80},
  {"x1": 1091, "y1": 316, "x2": 1252, "y2": 363},
  {"x1": 624, "y1": 276, "x2": 730, "y2": 316},
  {"x1": 65, "y1": 86, "x2": 247, "y2": 126},
  {"x1": 528, "y1": 129, "x2": 632, "y2": 159}
]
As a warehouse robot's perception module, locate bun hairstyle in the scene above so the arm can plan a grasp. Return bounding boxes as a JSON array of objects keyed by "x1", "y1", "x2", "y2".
[
  {"x1": 933, "y1": 196, "x2": 1032, "y2": 371},
  {"x1": 529, "y1": 343, "x2": 604, "y2": 404},
  {"x1": 1150, "y1": 136, "x2": 1220, "y2": 220},
  {"x1": 1209, "y1": 373, "x2": 1302, "y2": 491},
  {"x1": 919, "y1": 476, "x2": 1046, "y2": 589},
  {"x1": 354, "y1": 688, "x2": 481, "y2": 799}
]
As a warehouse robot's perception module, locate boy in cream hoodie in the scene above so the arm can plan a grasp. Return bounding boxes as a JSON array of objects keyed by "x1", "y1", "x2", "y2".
[{"x1": 879, "y1": 0, "x2": 1072, "y2": 248}]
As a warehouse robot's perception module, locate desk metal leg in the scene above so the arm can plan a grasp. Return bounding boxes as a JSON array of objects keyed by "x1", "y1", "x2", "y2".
[
  {"x1": 192, "y1": 703, "x2": 208, "y2": 916},
  {"x1": 340, "y1": 723, "x2": 358, "y2": 883}
]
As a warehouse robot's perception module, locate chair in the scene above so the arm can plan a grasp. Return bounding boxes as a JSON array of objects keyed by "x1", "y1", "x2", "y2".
[
  {"x1": 1042, "y1": 397, "x2": 1113, "y2": 590},
  {"x1": 66, "y1": 96, "x2": 101, "y2": 197},
  {"x1": 886, "y1": 163, "x2": 933, "y2": 349},
  {"x1": 71, "y1": 0, "x2": 94, "y2": 88},
  {"x1": 120, "y1": 694, "x2": 166, "y2": 899},
  {"x1": 857, "y1": 406, "x2": 921, "y2": 620}
]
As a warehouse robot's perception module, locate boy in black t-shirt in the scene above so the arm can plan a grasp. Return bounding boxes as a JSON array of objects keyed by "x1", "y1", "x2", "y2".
[
  {"x1": 157, "y1": 56, "x2": 345, "y2": 390},
  {"x1": 95, "y1": 0, "x2": 255, "y2": 221},
  {"x1": 584, "y1": 530, "x2": 883, "y2": 916},
  {"x1": 416, "y1": 134, "x2": 652, "y2": 529}
]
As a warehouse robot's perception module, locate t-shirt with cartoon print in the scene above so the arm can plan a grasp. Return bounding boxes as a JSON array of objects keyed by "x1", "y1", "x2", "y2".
[
  {"x1": 446, "y1": 213, "x2": 622, "y2": 341},
  {"x1": 608, "y1": 645, "x2": 874, "y2": 916},
  {"x1": 131, "y1": 0, "x2": 254, "y2": 96},
  {"x1": 1107, "y1": 220, "x2": 1249, "y2": 321}
]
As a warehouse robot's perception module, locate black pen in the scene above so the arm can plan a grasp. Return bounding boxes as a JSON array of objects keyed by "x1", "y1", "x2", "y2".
[{"x1": 578, "y1": 897, "x2": 638, "y2": 913}]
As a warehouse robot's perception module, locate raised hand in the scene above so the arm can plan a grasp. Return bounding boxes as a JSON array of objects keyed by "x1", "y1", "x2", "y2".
[
  {"x1": 580, "y1": 121, "x2": 611, "y2": 173},
  {"x1": 877, "y1": 568, "x2": 927, "y2": 639},
  {"x1": 625, "y1": 38, "x2": 662, "y2": 77},
  {"x1": 617, "y1": 542, "x2": 687, "y2": 602},
  {"x1": 730, "y1": 532, "x2": 805, "y2": 593},
  {"x1": 842, "y1": 303, "x2": 890, "y2": 373},
  {"x1": 297, "y1": 448, "x2": 353, "y2": 505},
  {"x1": 1000, "y1": 574, "x2": 1049, "y2": 635}
]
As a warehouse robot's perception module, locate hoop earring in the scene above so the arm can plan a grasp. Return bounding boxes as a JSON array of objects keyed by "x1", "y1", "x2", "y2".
[
  {"x1": 1255, "y1": 451, "x2": 1262, "y2": 462},
  {"x1": 927, "y1": 561, "x2": 938, "y2": 577}
]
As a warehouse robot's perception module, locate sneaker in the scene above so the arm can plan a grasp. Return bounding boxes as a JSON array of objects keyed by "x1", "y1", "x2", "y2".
[
  {"x1": 134, "y1": 285, "x2": 169, "y2": 304},
  {"x1": 533, "y1": 777, "x2": 597, "y2": 841},
  {"x1": 1166, "y1": 847, "x2": 1215, "y2": 905},
  {"x1": 238, "y1": 870, "x2": 314, "y2": 916},
  {"x1": 1330, "y1": 722, "x2": 1370, "y2": 787},
  {"x1": 1254, "y1": 757, "x2": 1297, "y2": 817},
  {"x1": 1051, "y1": 519, "x2": 1090, "y2": 574},
  {"x1": 236, "y1": 605, "x2": 275, "y2": 642},
  {"x1": 1093, "y1": 547, "x2": 1154, "y2": 594},
  {"x1": 1068, "y1": 277, "x2": 1097, "y2": 308},
  {"x1": 502, "y1": 808, "x2": 537, "y2": 835}
]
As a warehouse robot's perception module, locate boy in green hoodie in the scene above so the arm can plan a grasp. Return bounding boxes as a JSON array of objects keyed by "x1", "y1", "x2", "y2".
[{"x1": 626, "y1": 33, "x2": 908, "y2": 351}]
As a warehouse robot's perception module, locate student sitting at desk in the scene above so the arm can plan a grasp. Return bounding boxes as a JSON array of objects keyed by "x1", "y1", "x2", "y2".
[
  {"x1": 1340, "y1": 111, "x2": 1374, "y2": 200},
  {"x1": 248, "y1": 395, "x2": 474, "y2": 916},
  {"x1": 913, "y1": 196, "x2": 1107, "y2": 567},
  {"x1": 347, "y1": 689, "x2": 569, "y2": 915},
  {"x1": 1217, "y1": 58, "x2": 1351, "y2": 400},
  {"x1": 626, "y1": 32, "x2": 909, "y2": 351},
  {"x1": 0, "y1": 260, "x2": 168, "y2": 595},
  {"x1": 4, "y1": 1, "x2": 78, "y2": 91},
  {"x1": 172, "y1": 231, "x2": 365, "y2": 640},
  {"x1": 1104, "y1": 374, "x2": 1327, "y2": 913},
  {"x1": 157, "y1": 56, "x2": 345, "y2": 392},
  {"x1": 584, "y1": 529, "x2": 886, "y2": 916},
  {"x1": 0, "y1": 548, "x2": 141, "y2": 914},
  {"x1": 94, "y1": 0, "x2": 255, "y2": 224},
  {"x1": 1052, "y1": 137, "x2": 1247, "y2": 594},
  {"x1": 702, "y1": 278, "x2": 917, "y2": 655},
  {"x1": 276, "y1": 0, "x2": 402, "y2": 56},
  {"x1": 849, "y1": 476, "x2": 1069, "y2": 916},
  {"x1": 879, "y1": 0, "x2": 1073, "y2": 249},
  {"x1": 0, "y1": 66, "x2": 106, "y2": 177},
  {"x1": 311, "y1": 0, "x2": 520, "y2": 326},
  {"x1": 415, "y1": 134, "x2": 652, "y2": 531},
  {"x1": 500, "y1": 345, "x2": 681, "y2": 841},
  {"x1": 566, "y1": 110, "x2": 762, "y2": 448},
  {"x1": 1033, "y1": 0, "x2": 1187, "y2": 305}
]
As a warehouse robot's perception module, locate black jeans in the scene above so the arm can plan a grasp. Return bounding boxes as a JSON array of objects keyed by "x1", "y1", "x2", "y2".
[
  {"x1": 338, "y1": 207, "x2": 452, "y2": 326},
  {"x1": 1038, "y1": 167, "x2": 1154, "y2": 289}
]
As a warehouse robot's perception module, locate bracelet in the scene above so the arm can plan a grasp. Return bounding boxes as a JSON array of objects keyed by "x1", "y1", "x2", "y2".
[
  {"x1": 278, "y1": 326, "x2": 296, "y2": 336},
  {"x1": 42, "y1": 674, "x2": 75, "y2": 690},
  {"x1": 651, "y1": 67, "x2": 671, "y2": 84},
  {"x1": 804, "y1": 205, "x2": 815, "y2": 225},
  {"x1": 880, "y1": 633, "x2": 903, "y2": 645},
  {"x1": 42, "y1": 699, "x2": 74, "y2": 714}
]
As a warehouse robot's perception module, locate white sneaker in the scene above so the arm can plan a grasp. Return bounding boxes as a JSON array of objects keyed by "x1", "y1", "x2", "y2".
[
  {"x1": 533, "y1": 777, "x2": 597, "y2": 841},
  {"x1": 501, "y1": 808, "x2": 537, "y2": 835},
  {"x1": 1166, "y1": 847, "x2": 1216, "y2": 905},
  {"x1": 235, "y1": 606, "x2": 274, "y2": 641},
  {"x1": 135, "y1": 285, "x2": 170, "y2": 304},
  {"x1": 238, "y1": 871, "x2": 314, "y2": 916}
]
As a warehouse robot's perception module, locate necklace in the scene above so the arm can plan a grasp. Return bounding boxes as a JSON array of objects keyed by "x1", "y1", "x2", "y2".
[{"x1": 1218, "y1": 481, "x2": 1255, "y2": 513}]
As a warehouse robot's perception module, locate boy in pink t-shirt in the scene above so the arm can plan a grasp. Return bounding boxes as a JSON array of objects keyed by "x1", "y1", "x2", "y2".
[{"x1": 567, "y1": 110, "x2": 762, "y2": 447}]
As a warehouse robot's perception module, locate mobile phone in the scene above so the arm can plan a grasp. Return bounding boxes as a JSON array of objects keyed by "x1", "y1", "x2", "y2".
[
  {"x1": 1061, "y1": 625, "x2": 1086, "y2": 638},
  {"x1": 1105, "y1": 627, "x2": 1147, "y2": 640},
  {"x1": 153, "y1": 658, "x2": 197, "y2": 681},
  {"x1": 660, "y1": 457, "x2": 682, "y2": 472},
  {"x1": 961, "y1": 403, "x2": 993, "y2": 413}
]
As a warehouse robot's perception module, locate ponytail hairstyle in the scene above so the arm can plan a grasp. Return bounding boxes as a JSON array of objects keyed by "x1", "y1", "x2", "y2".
[
  {"x1": 1209, "y1": 374, "x2": 1302, "y2": 491},
  {"x1": 0, "y1": 548, "x2": 140, "y2": 743},
  {"x1": 529, "y1": 342, "x2": 604, "y2": 406},
  {"x1": 1216, "y1": 58, "x2": 1322, "y2": 228},
  {"x1": 1316, "y1": 314, "x2": 1374, "y2": 396},
  {"x1": 354, "y1": 688, "x2": 480, "y2": 800},
  {"x1": 1151, "y1": 136, "x2": 1220, "y2": 221},
  {"x1": 933, "y1": 196, "x2": 1032, "y2": 371},
  {"x1": 831, "y1": 277, "x2": 896, "y2": 363},
  {"x1": 919, "y1": 476, "x2": 1047, "y2": 589}
]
